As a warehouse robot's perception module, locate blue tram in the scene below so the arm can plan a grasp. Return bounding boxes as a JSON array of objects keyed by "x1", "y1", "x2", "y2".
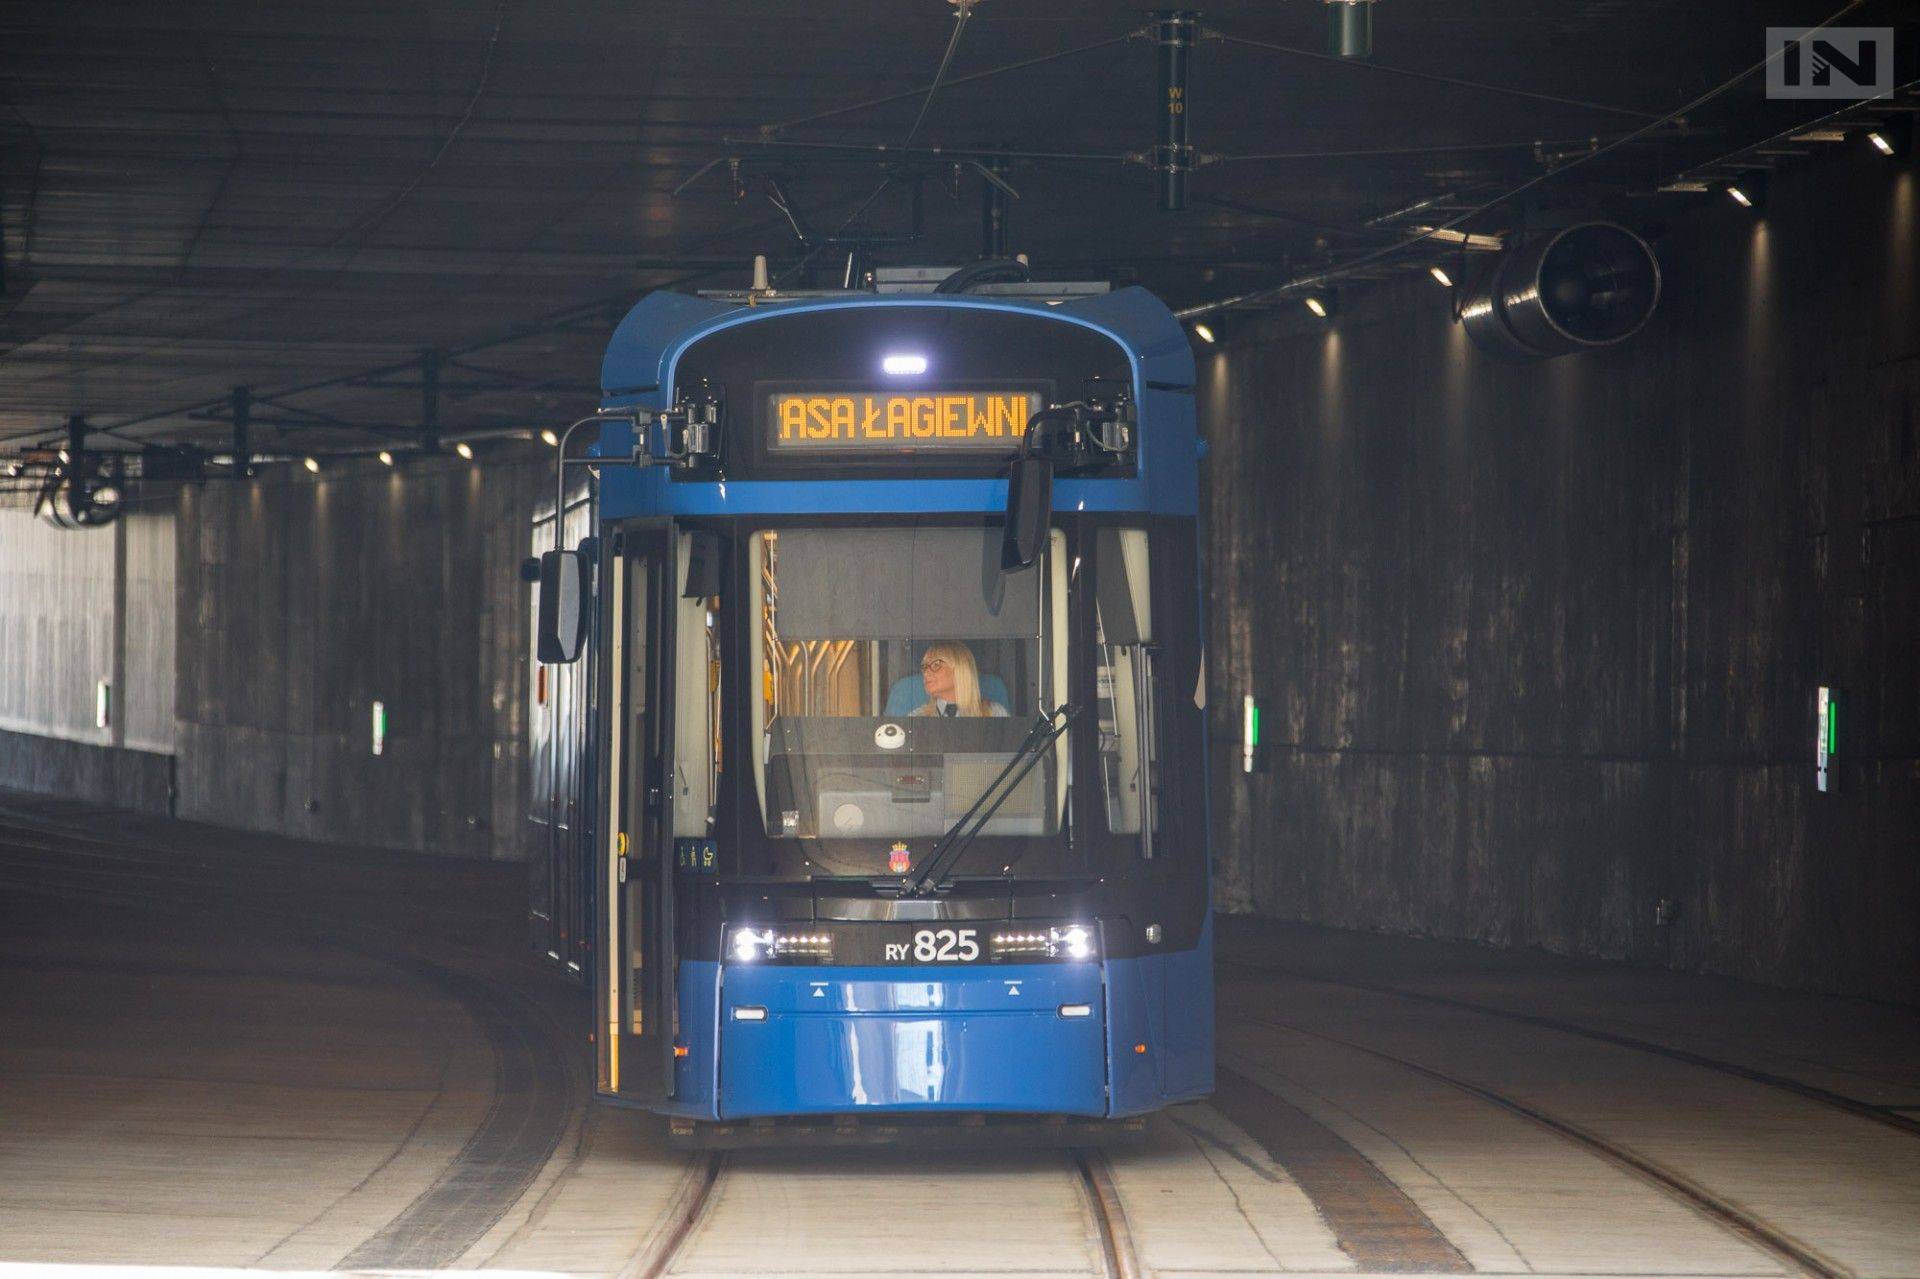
[{"x1": 534, "y1": 269, "x2": 1213, "y2": 1134}]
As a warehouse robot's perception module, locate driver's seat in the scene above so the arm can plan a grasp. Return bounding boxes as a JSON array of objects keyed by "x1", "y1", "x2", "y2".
[{"x1": 884, "y1": 673, "x2": 1011, "y2": 716}]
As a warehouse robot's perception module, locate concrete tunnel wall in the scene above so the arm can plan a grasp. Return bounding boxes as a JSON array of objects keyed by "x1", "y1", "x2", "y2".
[
  {"x1": 0, "y1": 457, "x2": 544, "y2": 858},
  {"x1": 1199, "y1": 146, "x2": 1920, "y2": 1003},
  {"x1": 0, "y1": 496, "x2": 177, "y2": 811},
  {"x1": 172, "y1": 457, "x2": 546, "y2": 861}
]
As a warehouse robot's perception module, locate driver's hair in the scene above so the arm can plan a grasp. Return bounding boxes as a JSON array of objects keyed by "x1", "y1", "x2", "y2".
[{"x1": 918, "y1": 641, "x2": 988, "y2": 717}]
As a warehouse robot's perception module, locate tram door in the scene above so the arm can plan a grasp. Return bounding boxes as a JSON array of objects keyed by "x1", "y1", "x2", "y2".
[
  {"x1": 597, "y1": 524, "x2": 677, "y2": 1102},
  {"x1": 531, "y1": 491, "x2": 594, "y2": 981}
]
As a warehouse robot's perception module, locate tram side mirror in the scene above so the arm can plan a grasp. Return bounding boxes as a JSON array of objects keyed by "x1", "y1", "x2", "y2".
[
  {"x1": 536, "y1": 549, "x2": 590, "y2": 664},
  {"x1": 1002, "y1": 457, "x2": 1053, "y2": 571}
]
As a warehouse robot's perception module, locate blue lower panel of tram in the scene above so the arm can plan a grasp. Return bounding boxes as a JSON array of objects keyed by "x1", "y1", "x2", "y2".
[
  {"x1": 720, "y1": 964, "x2": 1107, "y2": 1116},
  {"x1": 1104, "y1": 919, "x2": 1215, "y2": 1114},
  {"x1": 673, "y1": 927, "x2": 1213, "y2": 1118}
]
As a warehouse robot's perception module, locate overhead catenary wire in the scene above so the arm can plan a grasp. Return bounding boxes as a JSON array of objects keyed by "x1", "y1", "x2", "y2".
[
  {"x1": 773, "y1": 2, "x2": 984, "y2": 288},
  {"x1": 73, "y1": 184, "x2": 849, "y2": 452},
  {"x1": 903, "y1": 3, "x2": 976, "y2": 147},
  {"x1": 1658, "y1": 79, "x2": 1920, "y2": 192},
  {"x1": 1174, "y1": 0, "x2": 1870, "y2": 320},
  {"x1": 1206, "y1": 132, "x2": 1678, "y2": 164},
  {"x1": 326, "y1": 0, "x2": 515, "y2": 272},
  {"x1": 12, "y1": 5, "x2": 1894, "y2": 456},
  {"x1": 1, "y1": 179, "x2": 903, "y2": 455},
  {"x1": 7, "y1": 249, "x2": 750, "y2": 454},
  {"x1": 725, "y1": 136, "x2": 1138, "y2": 165},
  {"x1": 722, "y1": 132, "x2": 1662, "y2": 168}
]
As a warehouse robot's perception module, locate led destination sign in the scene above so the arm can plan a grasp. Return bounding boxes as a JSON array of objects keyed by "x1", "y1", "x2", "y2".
[{"x1": 768, "y1": 389, "x2": 1043, "y2": 452}]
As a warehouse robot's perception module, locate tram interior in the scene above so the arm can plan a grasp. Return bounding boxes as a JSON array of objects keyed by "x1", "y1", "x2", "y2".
[{"x1": 754, "y1": 526, "x2": 1063, "y2": 844}]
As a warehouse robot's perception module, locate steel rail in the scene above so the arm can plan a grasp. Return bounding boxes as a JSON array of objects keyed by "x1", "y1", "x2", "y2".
[
  {"x1": 0, "y1": 807, "x2": 1157, "y2": 1277},
  {"x1": 615, "y1": 1152, "x2": 726, "y2": 1279},
  {"x1": 0, "y1": 831, "x2": 582, "y2": 1269},
  {"x1": 1232, "y1": 1012, "x2": 1856, "y2": 1279},
  {"x1": 1221, "y1": 958, "x2": 1920, "y2": 1141},
  {"x1": 1075, "y1": 1147, "x2": 1144, "y2": 1279}
]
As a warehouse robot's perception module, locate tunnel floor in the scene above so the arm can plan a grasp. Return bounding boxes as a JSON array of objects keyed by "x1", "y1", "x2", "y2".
[{"x1": 1, "y1": 794, "x2": 1916, "y2": 1279}]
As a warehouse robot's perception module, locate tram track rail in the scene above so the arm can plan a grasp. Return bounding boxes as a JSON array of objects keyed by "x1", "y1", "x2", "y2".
[
  {"x1": 1076, "y1": 1146, "x2": 1144, "y2": 1279},
  {"x1": 1, "y1": 805, "x2": 1152, "y2": 1279},
  {"x1": 1221, "y1": 957, "x2": 1920, "y2": 1141},
  {"x1": 619, "y1": 1147, "x2": 1141, "y2": 1279},
  {"x1": 618, "y1": 1152, "x2": 725, "y2": 1279},
  {"x1": 1230, "y1": 1011, "x2": 1856, "y2": 1279},
  {"x1": 0, "y1": 810, "x2": 583, "y2": 1270}
]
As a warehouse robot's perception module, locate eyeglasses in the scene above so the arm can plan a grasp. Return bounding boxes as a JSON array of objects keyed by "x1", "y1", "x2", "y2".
[{"x1": 920, "y1": 658, "x2": 949, "y2": 674}]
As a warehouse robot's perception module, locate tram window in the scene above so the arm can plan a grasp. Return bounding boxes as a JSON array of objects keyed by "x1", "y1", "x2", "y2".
[
  {"x1": 673, "y1": 533, "x2": 722, "y2": 837},
  {"x1": 748, "y1": 525, "x2": 1065, "y2": 845},
  {"x1": 1095, "y1": 528, "x2": 1157, "y2": 842}
]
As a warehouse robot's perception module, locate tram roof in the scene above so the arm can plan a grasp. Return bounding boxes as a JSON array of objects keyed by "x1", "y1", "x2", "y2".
[
  {"x1": 599, "y1": 286, "x2": 1195, "y2": 409},
  {"x1": 590, "y1": 285, "x2": 1199, "y2": 520}
]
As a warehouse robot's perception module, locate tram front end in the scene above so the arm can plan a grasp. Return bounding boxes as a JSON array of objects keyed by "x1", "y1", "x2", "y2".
[{"x1": 537, "y1": 283, "x2": 1214, "y2": 1136}]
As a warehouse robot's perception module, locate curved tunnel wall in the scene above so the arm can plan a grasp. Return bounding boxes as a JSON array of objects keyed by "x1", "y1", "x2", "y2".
[
  {"x1": 1199, "y1": 148, "x2": 1920, "y2": 1002},
  {"x1": 0, "y1": 498, "x2": 176, "y2": 812},
  {"x1": 169, "y1": 457, "x2": 545, "y2": 860}
]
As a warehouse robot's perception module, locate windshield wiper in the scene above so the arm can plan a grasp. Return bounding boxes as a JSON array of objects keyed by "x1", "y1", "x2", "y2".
[{"x1": 900, "y1": 704, "x2": 1081, "y2": 897}]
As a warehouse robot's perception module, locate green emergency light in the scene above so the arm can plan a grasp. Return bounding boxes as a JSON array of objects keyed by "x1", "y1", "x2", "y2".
[{"x1": 1242, "y1": 694, "x2": 1261, "y2": 774}]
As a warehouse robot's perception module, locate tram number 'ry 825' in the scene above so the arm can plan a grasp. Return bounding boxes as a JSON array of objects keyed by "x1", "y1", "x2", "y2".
[{"x1": 885, "y1": 929, "x2": 980, "y2": 963}]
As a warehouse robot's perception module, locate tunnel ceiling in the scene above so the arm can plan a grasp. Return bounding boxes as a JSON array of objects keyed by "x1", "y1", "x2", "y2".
[{"x1": 0, "y1": 0, "x2": 1914, "y2": 457}]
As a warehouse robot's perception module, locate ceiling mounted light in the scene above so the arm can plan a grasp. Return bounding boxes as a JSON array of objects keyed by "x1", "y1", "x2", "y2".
[
  {"x1": 881, "y1": 353, "x2": 928, "y2": 376},
  {"x1": 1192, "y1": 323, "x2": 1216, "y2": 344},
  {"x1": 1865, "y1": 119, "x2": 1910, "y2": 159},
  {"x1": 540, "y1": 429, "x2": 560, "y2": 447},
  {"x1": 303, "y1": 456, "x2": 320, "y2": 473},
  {"x1": 1429, "y1": 265, "x2": 1454, "y2": 288},
  {"x1": 455, "y1": 441, "x2": 474, "y2": 460},
  {"x1": 1303, "y1": 294, "x2": 1332, "y2": 319},
  {"x1": 378, "y1": 450, "x2": 395, "y2": 466},
  {"x1": 1722, "y1": 173, "x2": 1767, "y2": 212}
]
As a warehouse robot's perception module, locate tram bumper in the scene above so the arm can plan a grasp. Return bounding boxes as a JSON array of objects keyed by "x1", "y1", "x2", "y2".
[{"x1": 715, "y1": 964, "x2": 1108, "y2": 1117}]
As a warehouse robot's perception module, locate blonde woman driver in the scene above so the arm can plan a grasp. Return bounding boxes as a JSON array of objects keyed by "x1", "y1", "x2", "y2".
[{"x1": 911, "y1": 642, "x2": 1009, "y2": 718}]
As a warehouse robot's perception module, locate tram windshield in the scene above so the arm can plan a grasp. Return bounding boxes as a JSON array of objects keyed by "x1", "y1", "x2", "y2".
[{"x1": 748, "y1": 524, "x2": 1069, "y2": 846}]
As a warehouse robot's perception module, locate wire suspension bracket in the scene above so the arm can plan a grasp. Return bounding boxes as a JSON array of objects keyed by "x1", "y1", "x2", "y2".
[{"x1": 1152, "y1": 11, "x2": 1199, "y2": 211}]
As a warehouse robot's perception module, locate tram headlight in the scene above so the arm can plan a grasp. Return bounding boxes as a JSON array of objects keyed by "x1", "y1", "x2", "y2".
[
  {"x1": 991, "y1": 923, "x2": 1098, "y2": 961},
  {"x1": 1053, "y1": 925, "x2": 1094, "y2": 961},
  {"x1": 729, "y1": 927, "x2": 833, "y2": 963},
  {"x1": 732, "y1": 927, "x2": 771, "y2": 963}
]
